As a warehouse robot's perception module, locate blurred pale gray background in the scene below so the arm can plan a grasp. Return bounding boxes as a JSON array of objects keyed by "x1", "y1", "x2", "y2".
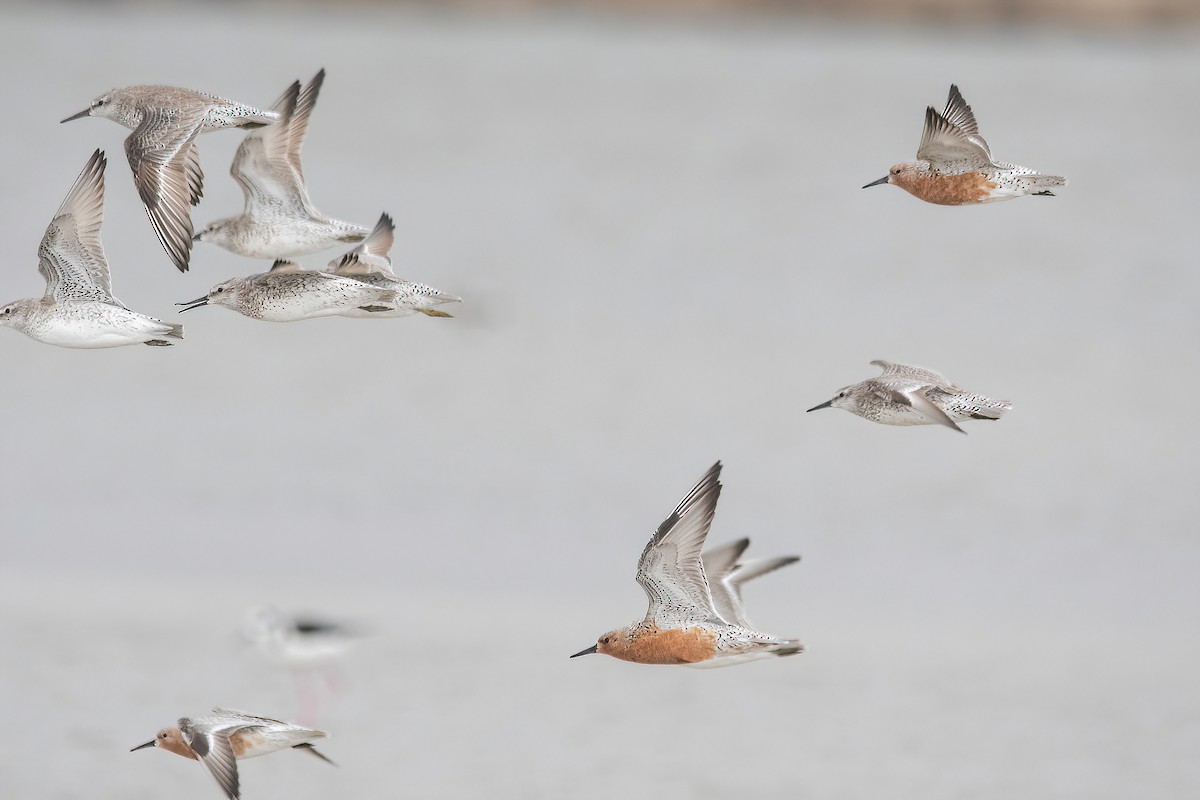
[{"x1": 0, "y1": 3, "x2": 1197, "y2": 799}]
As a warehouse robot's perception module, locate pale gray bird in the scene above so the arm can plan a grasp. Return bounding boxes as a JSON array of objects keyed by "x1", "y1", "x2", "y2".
[
  {"x1": 177, "y1": 259, "x2": 398, "y2": 323},
  {"x1": 863, "y1": 84, "x2": 1066, "y2": 204},
  {"x1": 807, "y1": 360, "x2": 1012, "y2": 434},
  {"x1": 327, "y1": 213, "x2": 461, "y2": 318},
  {"x1": 194, "y1": 69, "x2": 371, "y2": 259},
  {"x1": 62, "y1": 84, "x2": 279, "y2": 272},
  {"x1": 0, "y1": 150, "x2": 183, "y2": 348},
  {"x1": 131, "y1": 708, "x2": 333, "y2": 800}
]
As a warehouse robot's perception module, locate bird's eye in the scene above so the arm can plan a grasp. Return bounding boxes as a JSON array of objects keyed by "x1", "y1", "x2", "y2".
[
  {"x1": 215, "y1": 287, "x2": 224, "y2": 293},
  {"x1": 601, "y1": 637, "x2": 610, "y2": 644}
]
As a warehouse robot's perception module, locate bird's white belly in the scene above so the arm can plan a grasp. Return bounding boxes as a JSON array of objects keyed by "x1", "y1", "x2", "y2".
[{"x1": 30, "y1": 309, "x2": 162, "y2": 348}]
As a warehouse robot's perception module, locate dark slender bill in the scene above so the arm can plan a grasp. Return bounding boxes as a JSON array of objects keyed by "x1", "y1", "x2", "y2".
[
  {"x1": 176, "y1": 297, "x2": 209, "y2": 313},
  {"x1": 862, "y1": 176, "x2": 889, "y2": 188},
  {"x1": 130, "y1": 740, "x2": 156, "y2": 752},
  {"x1": 806, "y1": 400, "x2": 833, "y2": 412},
  {"x1": 61, "y1": 108, "x2": 91, "y2": 123},
  {"x1": 569, "y1": 645, "x2": 597, "y2": 659}
]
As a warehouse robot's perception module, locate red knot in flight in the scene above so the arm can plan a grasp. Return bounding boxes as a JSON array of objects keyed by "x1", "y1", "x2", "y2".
[
  {"x1": 807, "y1": 360, "x2": 1012, "y2": 434},
  {"x1": 863, "y1": 85, "x2": 1066, "y2": 205},
  {"x1": 0, "y1": 150, "x2": 183, "y2": 348},
  {"x1": 570, "y1": 462, "x2": 803, "y2": 668},
  {"x1": 131, "y1": 708, "x2": 334, "y2": 800},
  {"x1": 328, "y1": 213, "x2": 462, "y2": 318},
  {"x1": 62, "y1": 83, "x2": 280, "y2": 272}
]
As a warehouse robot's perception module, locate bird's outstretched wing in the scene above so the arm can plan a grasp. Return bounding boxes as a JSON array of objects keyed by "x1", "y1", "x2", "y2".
[
  {"x1": 179, "y1": 719, "x2": 240, "y2": 800},
  {"x1": 328, "y1": 213, "x2": 396, "y2": 277},
  {"x1": 38, "y1": 149, "x2": 119, "y2": 304},
  {"x1": 916, "y1": 85, "x2": 993, "y2": 169},
  {"x1": 230, "y1": 70, "x2": 326, "y2": 218},
  {"x1": 125, "y1": 105, "x2": 208, "y2": 272},
  {"x1": 635, "y1": 462, "x2": 725, "y2": 628}
]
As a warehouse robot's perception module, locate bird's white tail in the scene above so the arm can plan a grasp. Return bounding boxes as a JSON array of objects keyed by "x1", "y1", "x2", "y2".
[{"x1": 1028, "y1": 175, "x2": 1067, "y2": 195}]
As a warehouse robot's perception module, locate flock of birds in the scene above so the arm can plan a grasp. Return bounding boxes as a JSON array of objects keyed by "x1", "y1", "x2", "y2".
[
  {"x1": 0, "y1": 69, "x2": 459, "y2": 348},
  {"x1": 10, "y1": 76, "x2": 1064, "y2": 799}
]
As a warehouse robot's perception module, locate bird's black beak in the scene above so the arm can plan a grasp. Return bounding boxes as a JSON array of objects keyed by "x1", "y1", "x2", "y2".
[
  {"x1": 862, "y1": 176, "x2": 889, "y2": 189},
  {"x1": 61, "y1": 108, "x2": 91, "y2": 123},
  {"x1": 569, "y1": 645, "x2": 598, "y2": 659},
  {"x1": 806, "y1": 399, "x2": 833, "y2": 412},
  {"x1": 192, "y1": 233, "x2": 202, "y2": 242},
  {"x1": 176, "y1": 297, "x2": 209, "y2": 313},
  {"x1": 130, "y1": 740, "x2": 156, "y2": 752}
]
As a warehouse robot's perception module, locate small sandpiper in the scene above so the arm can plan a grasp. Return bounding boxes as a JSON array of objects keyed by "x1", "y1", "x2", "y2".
[
  {"x1": 570, "y1": 462, "x2": 803, "y2": 668},
  {"x1": 176, "y1": 258, "x2": 398, "y2": 323},
  {"x1": 132, "y1": 708, "x2": 333, "y2": 800},
  {"x1": 327, "y1": 213, "x2": 462, "y2": 318},
  {"x1": 807, "y1": 360, "x2": 1012, "y2": 434},
  {"x1": 0, "y1": 150, "x2": 182, "y2": 348},
  {"x1": 62, "y1": 83, "x2": 279, "y2": 272},
  {"x1": 863, "y1": 84, "x2": 1066, "y2": 205},
  {"x1": 194, "y1": 69, "x2": 371, "y2": 259}
]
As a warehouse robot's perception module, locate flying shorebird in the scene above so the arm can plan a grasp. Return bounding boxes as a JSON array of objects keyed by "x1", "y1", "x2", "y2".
[
  {"x1": 570, "y1": 462, "x2": 803, "y2": 668},
  {"x1": 0, "y1": 149, "x2": 183, "y2": 348},
  {"x1": 328, "y1": 213, "x2": 461, "y2": 318},
  {"x1": 176, "y1": 257, "x2": 398, "y2": 323},
  {"x1": 131, "y1": 708, "x2": 334, "y2": 800},
  {"x1": 863, "y1": 84, "x2": 1066, "y2": 204},
  {"x1": 806, "y1": 360, "x2": 1012, "y2": 434},
  {"x1": 62, "y1": 83, "x2": 279, "y2": 272},
  {"x1": 194, "y1": 69, "x2": 370, "y2": 259}
]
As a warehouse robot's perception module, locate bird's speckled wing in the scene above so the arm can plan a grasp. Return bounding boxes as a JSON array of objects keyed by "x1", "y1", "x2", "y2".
[
  {"x1": 870, "y1": 360, "x2": 954, "y2": 389},
  {"x1": 38, "y1": 149, "x2": 119, "y2": 304},
  {"x1": 329, "y1": 213, "x2": 396, "y2": 277},
  {"x1": 916, "y1": 85, "x2": 993, "y2": 169},
  {"x1": 125, "y1": 105, "x2": 207, "y2": 272},
  {"x1": 635, "y1": 462, "x2": 724, "y2": 628},
  {"x1": 179, "y1": 718, "x2": 241, "y2": 800}
]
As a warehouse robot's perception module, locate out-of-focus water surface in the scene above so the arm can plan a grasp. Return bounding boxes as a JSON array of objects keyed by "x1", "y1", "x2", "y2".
[{"x1": 0, "y1": 6, "x2": 1197, "y2": 799}]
